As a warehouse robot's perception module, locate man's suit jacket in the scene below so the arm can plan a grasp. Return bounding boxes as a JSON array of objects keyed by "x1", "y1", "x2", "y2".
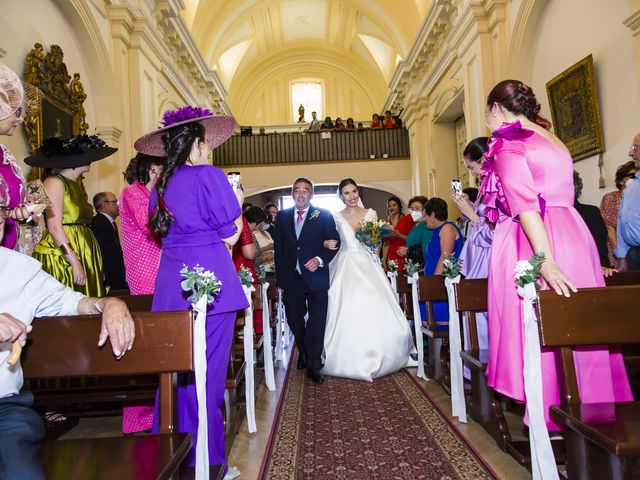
[
  {"x1": 274, "y1": 205, "x2": 339, "y2": 291},
  {"x1": 90, "y1": 213, "x2": 128, "y2": 290}
]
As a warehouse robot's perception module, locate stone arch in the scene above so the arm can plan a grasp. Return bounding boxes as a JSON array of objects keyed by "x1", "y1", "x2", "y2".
[{"x1": 507, "y1": 0, "x2": 550, "y2": 80}]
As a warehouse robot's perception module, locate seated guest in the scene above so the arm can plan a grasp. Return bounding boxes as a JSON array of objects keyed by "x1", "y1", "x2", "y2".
[
  {"x1": 242, "y1": 202, "x2": 253, "y2": 212},
  {"x1": 423, "y1": 197, "x2": 464, "y2": 322},
  {"x1": 307, "y1": 111, "x2": 321, "y2": 132},
  {"x1": 0, "y1": 205, "x2": 135, "y2": 480},
  {"x1": 320, "y1": 116, "x2": 334, "y2": 131},
  {"x1": 245, "y1": 206, "x2": 275, "y2": 272},
  {"x1": 397, "y1": 195, "x2": 431, "y2": 265},
  {"x1": 573, "y1": 171, "x2": 613, "y2": 274},
  {"x1": 334, "y1": 117, "x2": 346, "y2": 131},
  {"x1": 600, "y1": 160, "x2": 637, "y2": 267},
  {"x1": 383, "y1": 110, "x2": 396, "y2": 129},
  {"x1": 371, "y1": 113, "x2": 382, "y2": 129},
  {"x1": 383, "y1": 196, "x2": 414, "y2": 270},
  {"x1": 91, "y1": 192, "x2": 128, "y2": 291},
  {"x1": 345, "y1": 118, "x2": 355, "y2": 131}
]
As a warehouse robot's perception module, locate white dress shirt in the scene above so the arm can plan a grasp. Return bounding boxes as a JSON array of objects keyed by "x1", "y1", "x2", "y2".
[{"x1": 0, "y1": 247, "x2": 84, "y2": 397}]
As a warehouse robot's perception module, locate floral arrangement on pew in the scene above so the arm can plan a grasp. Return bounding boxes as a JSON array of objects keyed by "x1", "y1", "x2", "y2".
[
  {"x1": 179, "y1": 264, "x2": 223, "y2": 477},
  {"x1": 442, "y1": 253, "x2": 463, "y2": 279},
  {"x1": 256, "y1": 264, "x2": 267, "y2": 285},
  {"x1": 180, "y1": 264, "x2": 223, "y2": 303},
  {"x1": 355, "y1": 219, "x2": 392, "y2": 252},
  {"x1": 514, "y1": 252, "x2": 545, "y2": 289},
  {"x1": 387, "y1": 259, "x2": 399, "y2": 273},
  {"x1": 238, "y1": 265, "x2": 255, "y2": 288},
  {"x1": 404, "y1": 258, "x2": 422, "y2": 277}
]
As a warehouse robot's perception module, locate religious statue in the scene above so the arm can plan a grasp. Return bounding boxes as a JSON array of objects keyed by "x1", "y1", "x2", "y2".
[
  {"x1": 70, "y1": 73, "x2": 88, "y2": 134},
  {"x1": 298, "y1": 104, "x2": 305, "y2": 123},
  {"x1": 24, "y1": 43, "x2": 45, "y2": 85}
]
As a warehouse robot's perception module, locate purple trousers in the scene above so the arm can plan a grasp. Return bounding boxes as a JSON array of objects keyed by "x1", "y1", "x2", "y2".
[{"x1": 152, "y1": 310, "x2": 236, "y2": 468}]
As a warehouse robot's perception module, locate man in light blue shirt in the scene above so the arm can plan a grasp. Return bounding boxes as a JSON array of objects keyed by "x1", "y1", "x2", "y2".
[
  {"x1": 0, "y1": 204, "x2": 135, "y2": 479},
  {"x1": 615, "y1": 132, "x2": 640, "y2": 271}
]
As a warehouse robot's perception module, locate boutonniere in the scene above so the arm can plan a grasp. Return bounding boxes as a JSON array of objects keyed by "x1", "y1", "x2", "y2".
[{"x1": 309, "y1": 210, "x2": 320, "y2": 220}]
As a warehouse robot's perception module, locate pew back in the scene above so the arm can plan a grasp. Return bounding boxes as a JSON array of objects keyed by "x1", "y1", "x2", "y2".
[{"x1": 23, "y1": 310, "x2": 193, "y2": 434}]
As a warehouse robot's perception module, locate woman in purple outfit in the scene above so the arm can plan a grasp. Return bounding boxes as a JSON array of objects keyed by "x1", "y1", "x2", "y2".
[
  {"x1": 134, "y1": 106, "x2": 247, "y2": 475},
  {"x1": 452, "y1": 137, "x2": 493, "y2": 354}
]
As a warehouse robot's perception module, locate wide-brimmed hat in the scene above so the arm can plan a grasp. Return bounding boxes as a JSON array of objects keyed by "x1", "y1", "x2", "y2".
[
  {"x1": 134, "y1": 106, "x2": 236, "y2": 156},
  {"x1": 25, "y1": 135, "x2": 117, "y2": 168}
]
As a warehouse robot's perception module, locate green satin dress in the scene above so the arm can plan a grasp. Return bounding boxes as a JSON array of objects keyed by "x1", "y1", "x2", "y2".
[{"x1": 34, "y1": 175, "x2": 105, "y2": 297}]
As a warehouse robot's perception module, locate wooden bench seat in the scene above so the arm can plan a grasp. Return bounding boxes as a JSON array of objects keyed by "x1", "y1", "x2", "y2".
[
  {"x1": 23, "y1": 310, "x2": 196, "y2": 478},
  {"x1": 537, "y1": 284, "x2": 640, "y2": 480},
  {"x1": 417, "y1": 275, "x2": 449, "y2": 382}
]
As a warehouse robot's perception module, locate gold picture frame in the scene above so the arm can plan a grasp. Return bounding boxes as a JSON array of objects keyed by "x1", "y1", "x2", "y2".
[
  {"x1": 22, "y1": 43, "x2": 89, "y2": 156},
  {"x1": 545, "y1": 54, "x2": 604, "y2": 161}
]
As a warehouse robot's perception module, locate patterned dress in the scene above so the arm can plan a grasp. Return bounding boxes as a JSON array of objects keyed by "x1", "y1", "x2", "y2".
[
  {"x1": 0, "y1": 144, "x2": 26, "y2": 250},
  {"x1": 599, "y1": 190, "x2": 621, "y2": 267}
]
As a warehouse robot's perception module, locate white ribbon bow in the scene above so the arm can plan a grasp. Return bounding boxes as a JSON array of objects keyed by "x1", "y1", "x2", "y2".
[
  {"x1": 243, "y1": 284, "x2": 257, "y2": 433},
  {"x1": 387, "y1": 271, "x2": 399, "y2": 302},
  {"x1": 445, "y1": 275, "x2": 467, "y2": 423},
  {"x1": 519, "y1": 282, "x2": 559, "y2": 480},
  {"x1": 408, "y1": 272, "x2": 428, "y2": 380},
  {"x1": 192, "y1": 295, "x2": 210, "y2": 480},
  {"x1": 261, "y1": 282, "x2": 276, "y2": 391}
]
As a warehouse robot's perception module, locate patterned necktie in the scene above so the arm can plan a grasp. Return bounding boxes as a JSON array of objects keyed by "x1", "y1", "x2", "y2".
[{"x1": 296, "y1": 210, "x2": 304, "y2": 225}]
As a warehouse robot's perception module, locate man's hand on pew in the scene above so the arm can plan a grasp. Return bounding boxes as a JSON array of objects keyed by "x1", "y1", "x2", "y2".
[
  {"x1": 0, "y1": 312, "x2": 31, "y2": 345},
  {"x1": 78, "y1": 297, "x2": 135, "y2": 359},
  {"x1": 602, "y1": 266, "x2": 618, "y2": 277}
]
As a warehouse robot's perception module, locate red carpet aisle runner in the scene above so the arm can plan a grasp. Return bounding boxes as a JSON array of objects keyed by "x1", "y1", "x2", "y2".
[{"x1": 259, "y1": 366, "x2": 497, "y2": 479}]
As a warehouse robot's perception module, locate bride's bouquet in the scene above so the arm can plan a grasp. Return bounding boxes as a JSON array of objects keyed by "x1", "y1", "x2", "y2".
[{"x1": 354, "y1": 219, "x2": 393, "y2": 251}]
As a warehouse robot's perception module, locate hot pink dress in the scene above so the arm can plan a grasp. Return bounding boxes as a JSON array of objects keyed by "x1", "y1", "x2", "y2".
[
  {"x1": 119, "y1": 181, "x2": 162, "y2": 434},
  {"x1": 482, "y1": 121, "x2": 632, "y2": 429}
]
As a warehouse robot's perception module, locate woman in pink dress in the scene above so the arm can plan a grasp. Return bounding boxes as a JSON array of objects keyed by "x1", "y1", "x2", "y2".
[
  {"x1": 482, "y1": 80, "x2": 632, "y2": 429},
  {"x1": 119, "y1": 153, "x2": 165, "y2": 434}
]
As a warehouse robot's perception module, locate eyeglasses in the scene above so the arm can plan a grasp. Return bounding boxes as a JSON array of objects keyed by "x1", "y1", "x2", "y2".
[
  {"x1": 13, "y1": 107, "x2": 23, "y2": 119},
  {"x1": 629, "y1": 144, "x2": 639, "y2": 152},
  {"x1": 103, "y1": 200, "x2": 119, "y2": 205}
]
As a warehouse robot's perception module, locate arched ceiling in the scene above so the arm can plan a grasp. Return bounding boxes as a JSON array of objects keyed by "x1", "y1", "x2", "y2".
[{"x1": 182, "y1": 0, "x2": 430, "y2": 124}]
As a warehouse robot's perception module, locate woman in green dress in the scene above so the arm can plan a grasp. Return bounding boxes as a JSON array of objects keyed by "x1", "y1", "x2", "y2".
[{"x1": 26, "y1": 135, "x2": 117, "y2": 297}]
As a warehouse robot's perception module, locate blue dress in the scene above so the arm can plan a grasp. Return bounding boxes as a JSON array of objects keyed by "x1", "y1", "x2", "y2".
[
  {"x1": 423, "y1": 221, "x2": 464, "y2": 323},
  {"x1": 150, "y1": 165, "x2": 248, "y2": 469}
]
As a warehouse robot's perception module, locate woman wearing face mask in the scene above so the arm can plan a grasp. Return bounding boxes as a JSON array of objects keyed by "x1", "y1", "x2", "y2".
[
  {"x1": 383, "y1": 196, "x2": 413, "y2": 270},
  {"x1": 397, "y1": 196, "x2": 431, "y2": 265}
]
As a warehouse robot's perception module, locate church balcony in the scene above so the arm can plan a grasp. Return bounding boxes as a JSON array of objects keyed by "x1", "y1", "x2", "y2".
[{"x1": 212, "y1": 128, "x2": 410, "y2": 166}]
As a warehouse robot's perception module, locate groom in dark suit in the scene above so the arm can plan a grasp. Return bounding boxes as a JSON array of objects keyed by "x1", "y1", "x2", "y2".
[{"x1": 274, "y1": 178, "x2": 339, "y2": 384}]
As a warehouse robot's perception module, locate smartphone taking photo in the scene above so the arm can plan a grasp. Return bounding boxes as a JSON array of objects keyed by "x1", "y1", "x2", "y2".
[
  {"x1": 227, "y1": 171, "x2": 241, "y2": 191},
  {"x1": 451, "y1": 179, "x2": 463, "y2": 196}
]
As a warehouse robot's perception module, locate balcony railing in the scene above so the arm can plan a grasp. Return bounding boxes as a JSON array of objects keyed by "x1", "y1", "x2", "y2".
[{"x1": 212, "y1": 128, "x2": 410, "y2": 166}]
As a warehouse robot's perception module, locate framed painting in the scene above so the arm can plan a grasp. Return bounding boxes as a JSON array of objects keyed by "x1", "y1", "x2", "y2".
[{"x1": 545, "y1": 54, "x2": 604, "y2": 161}]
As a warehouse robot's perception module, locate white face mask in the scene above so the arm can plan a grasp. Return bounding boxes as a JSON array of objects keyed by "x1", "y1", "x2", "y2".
[{"x1": 410, "y1": 210, "x2": 423, "y2": 222}]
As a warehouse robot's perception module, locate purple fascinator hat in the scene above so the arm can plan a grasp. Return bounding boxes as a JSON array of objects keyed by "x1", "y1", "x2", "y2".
[{"x1": 134, "y1": 106, "x2": 236, "y2": 156}]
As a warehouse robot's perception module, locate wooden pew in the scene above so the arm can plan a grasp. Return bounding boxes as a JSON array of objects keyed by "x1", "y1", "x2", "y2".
[
  {"x1": 537, "y1": 285, "x2": 640, "y2": 480},
  {"x1": 455, "y1": 278, "x2": 565, "y2": 467},
  {"x1": 396, "y1": 272, "x2": 413, "y2": 320},
  {"x1": 23, "y1": 310, "x2": 196, "y2": 479},
  {"x1": 418, "y1": 275, "x2": 449, "y2": 382}
]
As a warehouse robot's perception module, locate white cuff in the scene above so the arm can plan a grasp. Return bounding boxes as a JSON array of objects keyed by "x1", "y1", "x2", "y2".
[{"x1": 315, "y1": 256, "x2": 324, "y2": 268}]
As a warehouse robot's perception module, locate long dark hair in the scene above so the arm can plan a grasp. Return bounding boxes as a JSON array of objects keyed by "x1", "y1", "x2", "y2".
[
  {"x1": 487, "y1": 80, "x2": 552, "y2": 130},
  {"x1": 463, "y1": 137, "x2": 489, "y2": 163},
  {"x1": 124, "y1": 153, "x2": 165, "y2": 186},
  {"x1": 387, "y1": 195, "x2": 403, "y2": 214},
  {"x1": 148, "y1": 122, "x2": 205, "y2": 237},
  {"x1": 338, "y1": 178, "x2": 358, "y2": 195}
]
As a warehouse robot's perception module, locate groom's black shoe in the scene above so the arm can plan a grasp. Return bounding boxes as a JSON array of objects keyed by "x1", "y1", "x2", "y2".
[
  {"x1": 297, "y1": 354, "x2": 306, "y2": 370},
  {"x1": 307, "y1": 369, "x2": 324, "y2": 384}
]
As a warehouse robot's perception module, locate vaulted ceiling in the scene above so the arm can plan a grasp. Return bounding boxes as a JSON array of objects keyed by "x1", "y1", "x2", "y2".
[{"x1": 182, "y1": 0, "x2": 430, "y2": 124}]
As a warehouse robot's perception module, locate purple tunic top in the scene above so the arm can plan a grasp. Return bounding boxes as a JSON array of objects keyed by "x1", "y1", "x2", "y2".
[
  {"x1": 460, "y1": 202, "x2": 494, "y2": 279},
  {"x1": 150, "y1": 164, "x2": 247, "y2": 314}
]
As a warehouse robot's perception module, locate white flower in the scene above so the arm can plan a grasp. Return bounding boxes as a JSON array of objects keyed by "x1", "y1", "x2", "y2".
[{"x1": 514, "y1": 261, "x2": 534, "y2": 279}]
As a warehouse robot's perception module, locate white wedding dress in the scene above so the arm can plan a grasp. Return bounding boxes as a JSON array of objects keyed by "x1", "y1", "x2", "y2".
[{"x1": 322, "y1": 208, "x2": 415, "y2": 381}]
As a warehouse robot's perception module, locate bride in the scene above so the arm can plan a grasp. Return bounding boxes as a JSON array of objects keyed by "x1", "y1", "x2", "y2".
[{"x1": 321, "y1": 178, "x2": 415, "y2": 381}]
